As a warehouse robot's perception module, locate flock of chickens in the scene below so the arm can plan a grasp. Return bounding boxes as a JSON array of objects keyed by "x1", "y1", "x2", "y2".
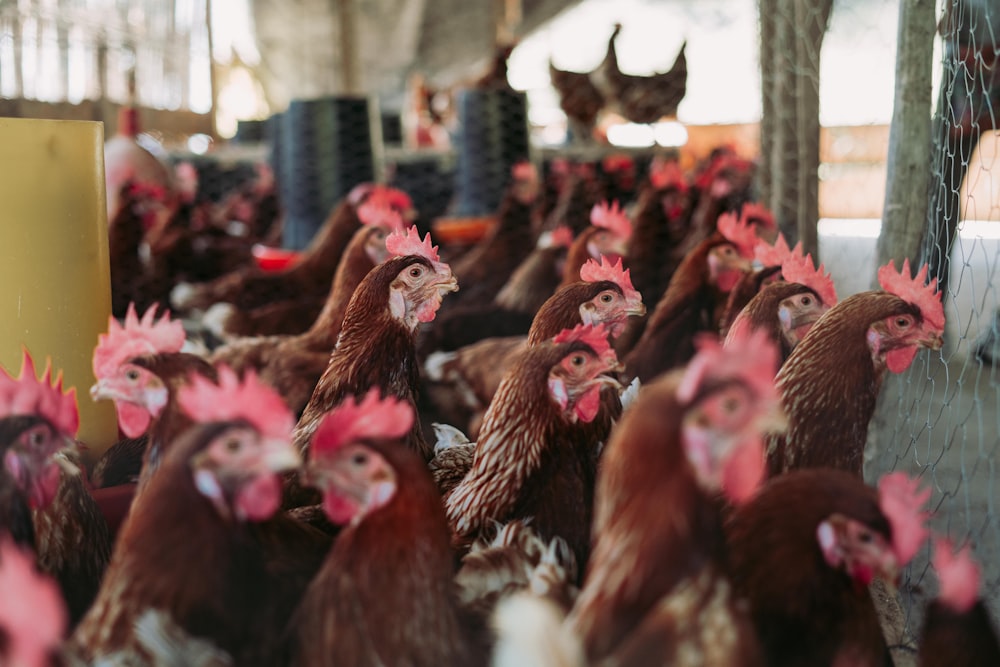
[{"x1": 0, "y1": 147, "x2": 995, "y2": 667}]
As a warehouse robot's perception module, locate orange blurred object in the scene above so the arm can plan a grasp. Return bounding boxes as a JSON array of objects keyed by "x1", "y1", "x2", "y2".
[
  {"x1": 432, "y1": 216, "x2": 496, "y2": 245},
  {"x1": 252, "y1": 244, "x2": 303, "y2": 272}
]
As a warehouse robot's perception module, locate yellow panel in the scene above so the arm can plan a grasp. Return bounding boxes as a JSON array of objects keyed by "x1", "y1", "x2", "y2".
[{"x1": 0, "y1": 117, "x2": 118, "y2": 460}]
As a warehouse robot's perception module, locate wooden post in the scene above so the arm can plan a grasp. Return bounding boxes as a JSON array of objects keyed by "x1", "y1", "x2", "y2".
[
  {"x1": 877, "y1": 0, "x2": 936, "y2": 273},
  {"x1": 337, "y1": 0, "x2": 359, "y2": 95},
  {"x1": 205, "y1": 0, "x2": 219, "y2": 138}
]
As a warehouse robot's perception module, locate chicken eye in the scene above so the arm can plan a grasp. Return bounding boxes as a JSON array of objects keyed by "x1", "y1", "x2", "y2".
[
  {"x1": 28, "y1": 430, "x2": 45, "y2": 447},
  {"x1": 225, "y1": 438, "x2": 242, "y2": 453},
  {"x1": 722, "y1": 396, "x2": 741, "y2": 414},
  {"x1": 571, "y1": 354, "x2": 586, "y2": 367},
  {"x1": 409, "y1": 267, "x2": 423, "y2": 278},
  {"x1": 351, "y1": 452, "x2": 369, "y2": 467},
  {"x1": 125, "y1": 368, "x2": 140, "y2": 381},
  {"x1": 857, "y1": 530, "x2": 874, "y2": 544},
  {"x1": 800, "y1": 295, "x2": 812, "y2": 306},
  {"x1": 600, "y1": 293, "x2": 613, "y2": 303},
  {"x1": 895, "y1": 317, "x2": 911, "y2": 328}
]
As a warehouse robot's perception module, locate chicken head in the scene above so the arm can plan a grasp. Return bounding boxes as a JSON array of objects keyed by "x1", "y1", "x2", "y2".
[
  {"x1": 305, "y1": 389, "x2": 413, "y2": 526},
  {"x1": 385, "y1": 227, "x2": 459, "y2": 329},
  {"x1": 548, "y1": 323, "x2": 622, "y2": 423}
]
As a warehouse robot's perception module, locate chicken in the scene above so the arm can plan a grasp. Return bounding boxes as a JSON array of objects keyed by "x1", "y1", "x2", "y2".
[
  {"x1": 209, "y1": 198, "x2": 407, "y2": 416},
  {"x1": 292, "y1": 226, "x2": 459, "y2": 465},
  {"x1": 623, "y1": 209, "x2": 757, "y2": 381},
  {"x1": 539, "y1": 162, "x2": 602, "y2": 238},
  {"x1": 445, "y1": 161, "x2": 541, "y2": 309},
  {"x1": 558, "y1": 200, "x2": 633, "y2": 289},
  {"x1": 417, "y1": 226, "x2": 572, "y2": 357},
  {"x1": 725, "y1": 469, "x2": 931, "y2": 667},
  {"x1": 591, "y1": 23, "x2": 687, "y2": 124},
  {"x1": 724, "y1": 234, "x2": 838, "y2": 366},
  {"x1": 767, "y1": 259, "x2": 946, "y2": 476},
  {"x1": 0, "y1": 536, "x2": 67, "y2": 667},
  {"x1": 90, "y1": 304, "x2": 217, "y2": 491},
  {"x1": 0, "y1": 352, "x2": 110, "y2": 631},
  {"x1": 424, "y1": 255, "x2": 645, "y2": 438},
  {"x1": 918, "y1": 538, "x2": 1000, "y2": 667},
  {"x1": 0, "y1": 354, "x2": 79, "y2": 551},
  {"x1": 626, "y1": 156, "x2": 693, "y2": 305},
  {"x1": 107, "y1": 182, "x2": 164, "y2": 319},
  {"x1": 70, "y1": 368, "x2": 302, "y2": 665},
  {"x1": 290, "y1": 390, "x2": 483, "y2": 666},
  {"x1": 549, "y1": 60, "x2": 605, "y2": 143},
  {"x1": 445, "y1": 323, "x2": 622, "y2": 570},
  {"x1": 170, "y1": 183, "x2": 412, "y2": 319},
  {"x1": 544, "y1": 333, "x2": 780, "y2": 666},
  {"x1": 682, "y1": 153, "x2": 758, "y2": 258}
]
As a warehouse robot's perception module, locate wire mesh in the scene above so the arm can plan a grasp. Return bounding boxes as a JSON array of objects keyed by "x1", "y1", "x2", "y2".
[{"x1": 866, "y1": 0, "x2": 1000, "y2": 650}]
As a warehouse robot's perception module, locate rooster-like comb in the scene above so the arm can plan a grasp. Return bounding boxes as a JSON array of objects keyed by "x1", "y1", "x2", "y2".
[
  {"x1": 877, "y1": 472, "x2": 931, "y2": 566},
  {"x1": 350, "y1": 184, "x2": 414, "y2": 213},
  {"x1": 177, "y1": 366, "x2": 294, "y2": 440},
  {"x1": 385, "y1": 225, "x2": 441, "y2": 263},
  {"x1": 716, "y1": 210, "x2": 757, "y2": 259},
  {"x1": 512, "y1": 161, "x2": 539, "y2": 182},
  {"x1": 357, "y1": 198, "x2": 406, "y2": 232},
  {"x1": 758, "y1": 236, "x2": 838, "y2": 306},
  {"x1": 590, "y1": 200, "x2": 632, "y2": 240},
  {"x1": 553, "y1": 322, "x2": 614, "y2": 361},
  {"x1": 740, "y1": 202, "x2": 776, "y2": 231},
  {"x1": 93, "y1": 303, "x2": 185, "y2": 380},
  {"x1": 932, "y1": 537, "x2": 980, "y2": 614},
  {"x1": 877, "y1": 259, "x2": 945, "y2": 330},
  {"x1": 677, "y1": 331, "x2": 780, "y2": 406},
  {"x1": 538, "y1": 226, "x2": 574, "y2": 249},
  {"x1": 648, "y1": 157, "x2": 688, "y2": 192},
  {"x1": 311, "y1": 389, "x2": 414, "y2": 457},
  {"x1": 580, "y1": 255, "x2": 641, "y2": 303},
  {"x1": 0, "y1": 537, "x2": 67, "y2": 659},
  {"x1": 781, "y1": 248, "x2": 837, "y2": 306},
  {"x1": 0, "y1": 350, "x2": 79, "y2": 437},
  {"x1": 754, "y1": 233, "x2": 792, "y2": 267}
]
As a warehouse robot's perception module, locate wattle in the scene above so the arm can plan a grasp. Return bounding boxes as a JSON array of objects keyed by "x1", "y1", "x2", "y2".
[
  {"x1": 235, "y1": 472, "x2": 283, "y2": 521},
  {"x1": 886, "y1": 346, "x2": 918, "y2": 374},
  {"x1": 574, "y1": 384, "x2": 603, "y2": 423},
  {"x1": 116, "y1": 402, "x2": 152, "y2": 438}
]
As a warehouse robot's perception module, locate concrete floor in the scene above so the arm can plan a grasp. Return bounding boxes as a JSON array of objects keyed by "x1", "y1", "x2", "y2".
[{"x1": 818, "y1": 219, "x2": 1000, "y2": 651}]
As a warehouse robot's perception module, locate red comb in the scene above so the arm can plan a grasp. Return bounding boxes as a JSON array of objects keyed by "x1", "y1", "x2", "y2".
[
  {"x1": 716, "y1": 210, "x2": 757, "y2": 259},
  {"x1": 580, "y1": 255, "x2": 641, "y2": 304},
  {"x1": 754, "y1": 233, "x2": 793, "y2": 267},
  {"x1": 648, "y1": 156, "x2": 688, "y2": 192},
  {"x1": 356, "y1": 199, "x2": 406, "y2": 232},
  {"x1": 539, "y1": 226, "x2": 573, "y2": 249},
  {"x1": 310, "y1": 388, "x2": 414, "y2": 457},
  {"x1": 356, "y1": 184, "x2": 413, "y2": 213},
  {"x1": 740, "y1": 202, "x2": 776, "y2": 230},
  {"x1": 590, "y1": 200, "x2": 632, "y2": 241},
  {"x1": 877, "y1": 472, "x2": 931, "y2": 566},
  {"x1": 779, "y1": 244, "x2": 838, "y2": 307},
  {"x1": 677, "y1": 330, "x2": 780, "y2": 406},
  {"x1": 93, "y1": 303, "x2": 185, "y2": 380},
  {"x1": 602, "y1": 154, "x2": 635, "y2": 173},
  {"x1": 553, "y1": 323, "x2": 616, "y2": 364},
  {"x1": 512, "y1": 161, "x2": 539, "y2": 182},
  {"x1": 694, "y1": 153, "x2": 753, "y2": 191},
  {"x1": 0, "y1": 537, "x2": 67, "y2": 664},
  {"x1": 385, "y1": 225, "x2": 441, "y2": 263},
  {"x1": 932, "y1": 537, "x2": 980, "y2": 613},
  {"x1": 0, "y1": 350, "x2": 79, "y2": 437},
  {"x1": 877, "y1": 259, "x2": 945, "y2": 330},
  {"x1": 177, "y1": 366, "x2": 294, "y2": 440}
]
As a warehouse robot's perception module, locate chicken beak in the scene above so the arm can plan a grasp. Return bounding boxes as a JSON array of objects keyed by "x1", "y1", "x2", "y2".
[
  {"x1": 922, "y1": 331, "x2": 945, "y2": 351},
  {"x1": 90, "y1": 379, "x2": 110, "y2": 402},
  {"x1": 260, "y1": 438, "x2": 302, "y2": 474},
  {"x1": 627, "y1": 302, "x2": 647, "y2": 317}
]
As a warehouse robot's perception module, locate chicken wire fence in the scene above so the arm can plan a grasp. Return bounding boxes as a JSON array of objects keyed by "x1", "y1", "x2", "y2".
[{"x1": 866, "y1": 0, "x2": 1000, "y2": 648}]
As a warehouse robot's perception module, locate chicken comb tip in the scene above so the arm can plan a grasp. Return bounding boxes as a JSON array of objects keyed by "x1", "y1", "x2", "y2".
[
  {"x1": 579, "y1": 255, "x2": 641, "y2": 304},
  {"x1": 311, "y1": 389, "x2": 415, "y2": 457},
  {"x1": 878, "y1": 472, "x2": 932, "y2": 566},
  {"x1": 552, "y1": 322, "x2": 615, "y2": 361},
  {"x1": 648, "y1": 157, "x2": 688, "y2": 192},
  {"x1": 0, "y1": 349, "x2": 79, "y2": 437},
  {"x1": 385, "y1": 225, "x2": 441, "y2": 263},
  {"x1": 92, "y1": 303, "x2": 186, "y2": 380},
  {"x1": 678, "y1": 330, "x2": 780, "y2": 406},
  {"x1": 716, "y1": 210, "x2": 757, "y2": 259},
  {"x1": 590, "y1": 200, "x2": 632, "y2": 240},
  {"x1": 932, "y1": 536, "x2": 981, "y2": 613},
  {"x1": 176, "y1": 366, "x2": 294, "y2": 440},
  {"x1": 779, "y1": 246, "x2": 838, "y2": 306},
  {"x1": 877, "y1": 259, "x2": 945, "y2": 330},
  {"x1": 356, "y1": 199, "x2": 406, "y2": 232}
]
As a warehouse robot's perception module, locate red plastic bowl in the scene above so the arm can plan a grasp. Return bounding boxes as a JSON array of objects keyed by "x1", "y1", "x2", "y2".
[{"x1": 252, "y1": 244, "x2": 302, "y2": 272}]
